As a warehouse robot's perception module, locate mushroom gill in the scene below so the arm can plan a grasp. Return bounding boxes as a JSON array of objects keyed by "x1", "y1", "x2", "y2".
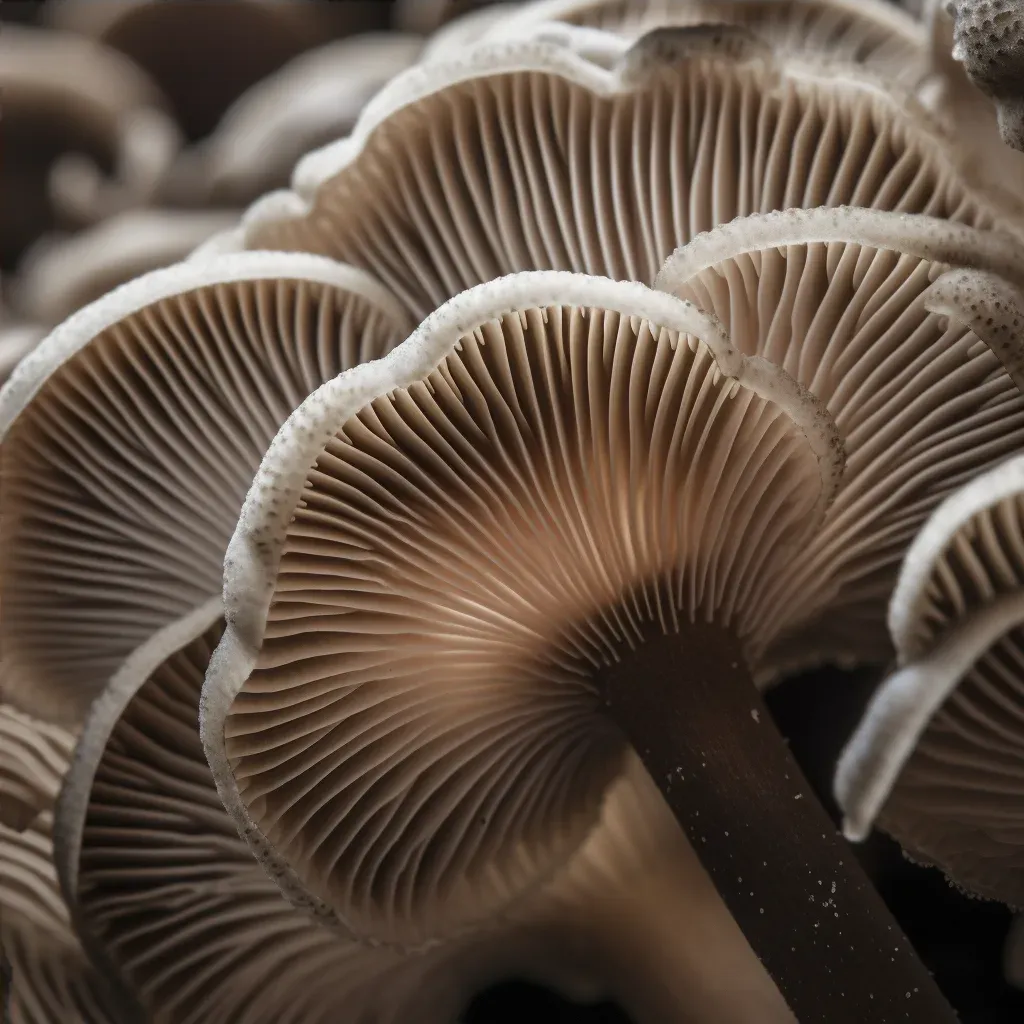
[
  {"x1": 235, "y1": 27, "x2": 1006, "y2": 322},
  {"x1": 0, "y1": 251, "x2": 411, "y2": 723},
  {"x1": 836, "y1": 262, "x2": 1024, "y2": 901},
  {"x1": 203, "y1": 271, "x2": 957, "y2": 1020},
  {"x1": 58, "y1": 600, "x2": 792, "y2": 1023},
  {"x1": 0, "y1": 706, "x2": 113, "y2": 1024}
]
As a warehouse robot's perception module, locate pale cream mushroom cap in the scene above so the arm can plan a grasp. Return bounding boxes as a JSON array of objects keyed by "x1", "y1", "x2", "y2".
[
  {"x1": 58, "y1": 597, "x2": 792, "y2": 1023},
  {"x1": 836, "y1": 298, "x2": 1024, "y2": 904},
  {"x1": 0, "y1": 706, "x2": 115, "y2": 1023},
  {"x1": 656, "y1": 207, "x2": 1024, "y2": 672},
  {"x1": 946, "y1": 0, "x2": 1024, "y2": 152},
  {"x1": 0, "y1": 251, "x2": 411, "y2": 725},
  {"x1": 916, "y1": 0, "x2": 1024, "y2": 222},
  {"x1": 224, "y1": 27, "x2": 1010, "y2": 326},
  {"x1": 201, "y1": 269, "x2": 842, "y2": 946},
  {"x1": 496, "y1": 0, "x2": 928, "y2": 81}
]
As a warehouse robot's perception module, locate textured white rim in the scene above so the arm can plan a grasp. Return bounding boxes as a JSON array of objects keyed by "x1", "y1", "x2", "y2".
[
  {"x1": 836, "y1": 589, "x2": 1024, "y2": 842},
  {"x1": 0, "y1": 250, "x2": 409, "y2": 440},
  {"x1": 200, "y1": 269, "x2": 842, "y2": 934},
  {"x1": 219, "y1": 25, "x2": 1022, "y2": 257},
  {"x1": 888, "y1": 454, "x2": 1024, "y2": 657},
  {"x1": 494, "y1": 0, "x2": 926, "y2": 48},
  {"x1": 655, "y1": 206, "x2": 1024, "y2": 295},
  {"x1": 54, "y1": 596, "x2": 224, "y2": 910}
]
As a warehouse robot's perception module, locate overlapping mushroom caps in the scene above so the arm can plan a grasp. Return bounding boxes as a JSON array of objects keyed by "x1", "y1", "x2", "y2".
[
  {"x1": 56, "y1": 597, "x2": 792, "y2": 1023},
  {"x1": 6, "y1": 7, "x2": 1024, "y2": 1021},
  {"x1": 0, "y1": 706, "x2": 113, "y2": 1024},
  {"x1": 199, "y1": 194, "x2": 1024, "y2": 946},
  {"x1": 201, "y1": 269, "x2": 844, "y2": 943},
  {"x1": 228, "y1": 22, "x2": 1020, "y2": 322},
  {"x1": 0, "y1": 250, "x2": 412, "y2": 724},
  {"x1": 836, "y1": 327, "x2": 1024, "y2": 905},
  {"x1": 657, "y1": 208, "x2": 1024, "y2": 668}
]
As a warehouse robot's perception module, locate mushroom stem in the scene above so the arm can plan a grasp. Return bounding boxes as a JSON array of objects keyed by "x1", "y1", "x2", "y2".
[{"x1": 598, "y1": 621, "x2": 957, "y2": 1023}]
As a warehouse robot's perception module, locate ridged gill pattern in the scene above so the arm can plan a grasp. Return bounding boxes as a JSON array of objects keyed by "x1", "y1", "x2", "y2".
[
  {"x1": 252, "y1": 52, "x2": 990, "y2": 320},
  {"x1": 1, "y1": 277, "x2": 405, "y2": 723},
  {"x1": 224, "y1": 301, "x2": 827, "y2": 945}
]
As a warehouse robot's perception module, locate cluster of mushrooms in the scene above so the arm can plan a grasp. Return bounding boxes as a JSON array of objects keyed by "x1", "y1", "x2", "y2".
[{"x1": 6, "y1": 0, "x2": 1024, "y2": 1021}]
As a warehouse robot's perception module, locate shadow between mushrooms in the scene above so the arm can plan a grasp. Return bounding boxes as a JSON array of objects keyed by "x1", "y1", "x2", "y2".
[
  {"x1": 56, "y1": 597, "x2": 793, "y2": 1024},
  {"x1": 0, "y1": 251, "x2": 412, "y2": 724}
]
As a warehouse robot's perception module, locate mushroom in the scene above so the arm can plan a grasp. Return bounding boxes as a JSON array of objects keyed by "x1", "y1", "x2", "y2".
[
  {"x1": 161, "y1": 35, "x2": 424, "y2": 207},
  {"x1": 57, "y1": 596, "x2": 792, "y2": 1023},
  {"x1": 655, "y1": 207, "x2": 1024, "y2": 670},
  {"x1": 495, "y1": 0, "x2": 929, "y2": 84},
  {"x1": 835, "y1": 285, "x2": 1024, "y2": 903},
  {"x1": 233, "y1": 25, "x2": 1012, "y2": 325},
  {"x1": 11, "y1": 208, "x2": 239, "y2": 327},
  {"x1": 0, "y1": 251, "x2": 412, "y2": 724},
  {"x1": 0, "y1": 25, "x2": 181, "y2": 265},
  {"x1": 0, "y1": 705, "x2": 114, "y2": 1023},
  {"x1": 202, "y1": 269, "x2": 969, "y2": 1020}
]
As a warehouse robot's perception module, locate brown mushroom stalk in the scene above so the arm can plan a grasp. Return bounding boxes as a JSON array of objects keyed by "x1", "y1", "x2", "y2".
[{"x1": 601, "y1": 619, "x2": 953, "y2": 1022}]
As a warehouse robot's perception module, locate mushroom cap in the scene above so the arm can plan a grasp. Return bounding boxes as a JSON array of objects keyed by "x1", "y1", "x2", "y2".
[
  {"x1": 916, "y1": 0, "x2": 1024, "y2": 223},
  {"x1": 201, "y1": 269, "x2": 842, "y2": 946},
  {"x1": 12, "y1": 208, "x2": 239, "y2": 326},
  {"x1": 227, "y1": 27, "x2": 1007, "y2": 326},
  {"x1": 497, "y1": 0, "x2": 928, "y2": 79},
  {"x1": 0, "y1": 705, "x2": 114, "y2": 1023},
  {"x1": 836, "y1": 440, "x2": 1024, "y2": 905},
  {"x1": 54, "y1": 600, "x2": 462, "y2": 1024},
  {"x1": 0, "y1": 251, "x2": 411, "y2": 724},
  {"x1": 58, "y1": 598, "x2": 790, "y2": 1023},
  {"x1": 656, "y1": 208, "x2": 1024, "y2": 671}
]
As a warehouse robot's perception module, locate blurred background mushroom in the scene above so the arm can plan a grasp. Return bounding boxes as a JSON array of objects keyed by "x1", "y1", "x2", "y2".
[{"x1": 4, "y1": 1, "x2": 1024, "y2": 1022}]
